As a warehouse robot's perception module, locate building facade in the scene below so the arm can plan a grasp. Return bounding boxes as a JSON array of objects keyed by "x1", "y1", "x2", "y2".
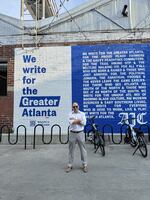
[{"x1": 0, "y1": 0, "x2": 150, "y2": 133}]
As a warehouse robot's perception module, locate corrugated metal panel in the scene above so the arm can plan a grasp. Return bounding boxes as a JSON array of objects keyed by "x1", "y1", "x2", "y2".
[
  {"x1": 0, "y1": 0, "x2": 150, "y2": 45},
  {"x1": 0, "y1": 14, "x2": 22, "y2": 35},
  {"x1": 44, "y1": 0, "x2": 131, "y2": 33},
  {"x1": 130, "y1": 0, "x2": 150, "y2": 29}
]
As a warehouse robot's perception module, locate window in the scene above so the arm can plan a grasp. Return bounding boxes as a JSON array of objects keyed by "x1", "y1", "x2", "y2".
[{"x1": 0, "y1": 61, "x2": 7, "y2": 96}]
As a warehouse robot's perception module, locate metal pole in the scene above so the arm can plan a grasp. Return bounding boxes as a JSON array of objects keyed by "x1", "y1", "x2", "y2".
[
  {"x1": 35, "y1": 0, "x2": 38, "y2": 48},
  {"x1": 129, "y1": 0, "x2": 133, "y2": 29},
  {"x1": 20, "y1": 0, "x2": 24, "y2": 49},
  {"x1": 42, "y1": 0, "x2": 46, "y2": 19}
]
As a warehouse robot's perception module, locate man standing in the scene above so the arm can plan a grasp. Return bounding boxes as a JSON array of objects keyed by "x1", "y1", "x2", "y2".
[{"x1": 65, "y1": 102, "x2": 88, "y2": 173}]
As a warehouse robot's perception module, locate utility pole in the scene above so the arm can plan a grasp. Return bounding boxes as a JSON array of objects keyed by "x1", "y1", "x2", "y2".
[{"x1": 20, "y1": 0, "x2": 25, "y2": 49}]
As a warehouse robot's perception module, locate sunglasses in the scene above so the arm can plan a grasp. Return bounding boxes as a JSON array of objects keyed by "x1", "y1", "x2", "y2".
[{"x1": 73, "y1": 106, "x2": 78, "y2": 108}]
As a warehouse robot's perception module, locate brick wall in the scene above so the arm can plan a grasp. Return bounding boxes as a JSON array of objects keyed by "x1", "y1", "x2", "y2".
[{"x1": 0, "y1": 45, "x2": 14, "y2": 130}]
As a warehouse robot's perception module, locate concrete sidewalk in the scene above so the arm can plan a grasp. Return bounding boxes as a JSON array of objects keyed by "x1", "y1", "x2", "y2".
[{"x1": 0, "y1": 144, "x2": 150, "y2": 200}]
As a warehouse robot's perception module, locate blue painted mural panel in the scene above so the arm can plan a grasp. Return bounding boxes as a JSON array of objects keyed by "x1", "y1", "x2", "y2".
[{"x1": 72, "y1": 44, "x2": 150, "y2": 132}]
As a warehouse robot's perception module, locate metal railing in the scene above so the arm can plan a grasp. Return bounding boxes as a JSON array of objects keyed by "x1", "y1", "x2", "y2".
[
  {"x1": 33, "y1": 124, "x2": 44, "y2": 149},
  {"x1": 8, "y1": 125, "x2": 27, "y2": 149},
  {"x1": 33, "y1": 124, "x2": 70, "y2": 149},
  {"x1": 0, "y1": 125, "x2": 27, "y2": 149},
  {"x1": 0, "y1": 123, "x2": 150, "y2": 150},
  {"x1": 0, "y1": 125, "x2": 10, "y2": 143}
]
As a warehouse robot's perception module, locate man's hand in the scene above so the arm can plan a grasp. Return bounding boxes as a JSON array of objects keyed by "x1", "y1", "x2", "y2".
[{"x1": 72, "y1": 119, "x2": 82, "y2": 125}]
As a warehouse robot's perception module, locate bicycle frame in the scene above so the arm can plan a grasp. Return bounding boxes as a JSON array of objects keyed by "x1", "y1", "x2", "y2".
[{"x1": 87, "y1": 117, "x2": 105, "y2": 156}]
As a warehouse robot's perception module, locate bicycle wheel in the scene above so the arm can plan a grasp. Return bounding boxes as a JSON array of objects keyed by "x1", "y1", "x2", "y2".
[
  {"x1": 87, "y1": 131, "x2": 94, "y2": 142},
  {"x1": 99, "y1": 136, "x2": 105, "y2": 156},
  {"x1": 87, "y1": 131, "x2": 97, "y2": 150},
  {"x1": 95, "y1": 134, "x2": 105, "y2": 156},
  {"x1": 130, "y1": 137, "x2": 137, "y2": 147},
  {"x1": 127, "y1": 129, "x2": 137, "y2": 147},
  {"x1": 138, "y1": 136, "x2": 148, "y2": 158}
]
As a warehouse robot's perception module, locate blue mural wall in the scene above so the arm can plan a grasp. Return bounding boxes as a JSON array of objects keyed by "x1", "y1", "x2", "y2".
[{"x1": 72, "y1": 44, "x2": 150, "y2": 132}]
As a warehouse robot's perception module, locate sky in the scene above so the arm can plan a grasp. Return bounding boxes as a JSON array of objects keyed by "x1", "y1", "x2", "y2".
[{"x1": 0, "y1": 0, "x2": 89, "y2": 19}]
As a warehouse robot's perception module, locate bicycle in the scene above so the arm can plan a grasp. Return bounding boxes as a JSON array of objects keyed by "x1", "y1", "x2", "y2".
[
  {"x1": 86, "y1": 116, "x2": 105, "y2": 156},
  {"x1": 121, "y1": 118, "x2": 148, "y2": 158}
]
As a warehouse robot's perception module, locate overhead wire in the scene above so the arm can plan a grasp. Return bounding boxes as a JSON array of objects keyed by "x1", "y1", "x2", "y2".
[
  {"x1": 38, "y1": 0, "x2": 67, "y2": 33},
  {"x1": 58, "y1": 0, "x2": 89, "y2": 41},
  {"x1": 36, "y1": 0, "x2": 119, "y2": 41},
  {"x1": 38, "y1": 0, "x2": 89, "y2": 41},
  {"x1": 35, "y1": 0, "x2": 68, "y2": 45}
]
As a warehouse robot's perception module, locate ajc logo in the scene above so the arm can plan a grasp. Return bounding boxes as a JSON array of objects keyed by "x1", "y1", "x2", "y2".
[{"x1": 118, "y1": 112, "x2": 147, "y2": 126}]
